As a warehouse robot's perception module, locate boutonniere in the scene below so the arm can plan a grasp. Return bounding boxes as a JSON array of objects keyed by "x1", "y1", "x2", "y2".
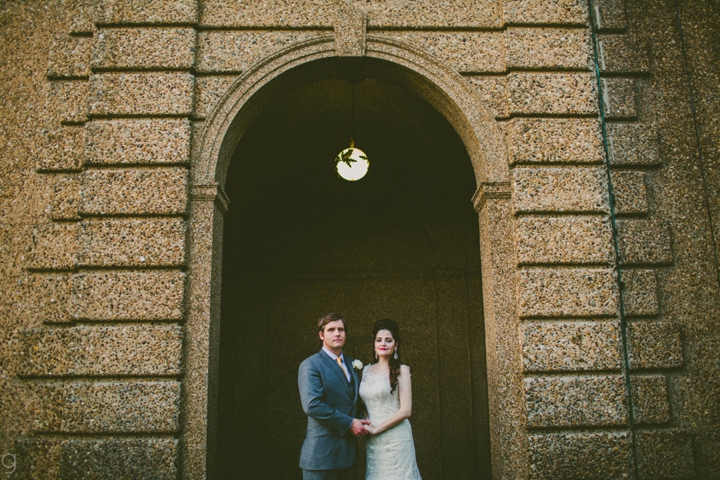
[{"x1": 352, "y1": 359, "x2": 363, "y2": 371}]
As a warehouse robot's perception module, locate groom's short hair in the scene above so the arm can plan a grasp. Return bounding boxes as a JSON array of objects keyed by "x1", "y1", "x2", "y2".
[{"x1": 318, "y1": 312, "x2": 346, "y2": 333}]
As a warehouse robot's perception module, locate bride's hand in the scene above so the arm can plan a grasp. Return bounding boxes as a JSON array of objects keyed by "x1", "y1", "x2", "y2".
[{"x1": 366, "y1": 424, "x2": 377, "y2": 435}]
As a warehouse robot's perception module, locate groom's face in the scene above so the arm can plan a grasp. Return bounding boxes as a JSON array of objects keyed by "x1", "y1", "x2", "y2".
[{"x1": 319, "y1": 320, "x2": 346, "y2": 353}]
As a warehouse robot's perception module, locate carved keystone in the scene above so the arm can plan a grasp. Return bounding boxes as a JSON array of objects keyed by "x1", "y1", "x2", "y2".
[{"x1": 334, "y1": 6, "x2": 367, "y2": 57}]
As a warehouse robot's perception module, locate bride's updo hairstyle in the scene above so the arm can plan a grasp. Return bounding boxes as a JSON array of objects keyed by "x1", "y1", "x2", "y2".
[{"x1": 372, "y1": 318, "x2": 403, "y2": 394}]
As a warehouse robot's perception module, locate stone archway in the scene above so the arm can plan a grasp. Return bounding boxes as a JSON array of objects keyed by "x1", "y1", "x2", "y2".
[{"x1": 186, "y1": 35, "x2": 521, "y2": 479}]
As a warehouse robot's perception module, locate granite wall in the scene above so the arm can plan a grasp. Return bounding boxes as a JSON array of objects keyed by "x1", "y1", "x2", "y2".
[{"x1": 0, "y1": 0, "x2": 718, "y2": 478}]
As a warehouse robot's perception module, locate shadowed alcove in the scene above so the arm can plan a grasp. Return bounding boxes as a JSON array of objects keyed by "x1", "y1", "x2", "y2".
[{"x1": 216, "y1": 57, "x2": 491, "y2": 479}]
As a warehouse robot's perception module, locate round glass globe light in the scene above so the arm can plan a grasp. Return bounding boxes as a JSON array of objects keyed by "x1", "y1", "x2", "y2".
[{"x1": 335, "y1": 147, "x2": 369, "y2": 181}]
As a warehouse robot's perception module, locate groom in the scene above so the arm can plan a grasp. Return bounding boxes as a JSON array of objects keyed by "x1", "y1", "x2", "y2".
[{"x1": 298, "y1": 312, "x2": 370, "y2": 480}]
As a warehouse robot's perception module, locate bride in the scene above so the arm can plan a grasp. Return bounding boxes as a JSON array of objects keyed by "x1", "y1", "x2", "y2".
[{"x1": 359, "y1": 319, "x2": 422, "y2": 480}]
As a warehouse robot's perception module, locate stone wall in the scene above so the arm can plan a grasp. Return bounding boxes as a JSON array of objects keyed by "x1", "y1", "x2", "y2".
[{"x1": 0, "y1": 0, "x2": 718, "y2": 478}]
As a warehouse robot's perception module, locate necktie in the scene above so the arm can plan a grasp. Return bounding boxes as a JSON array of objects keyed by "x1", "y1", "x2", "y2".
[{"x1": 336, "y1": 357, "x2": 350, "y2": 381}]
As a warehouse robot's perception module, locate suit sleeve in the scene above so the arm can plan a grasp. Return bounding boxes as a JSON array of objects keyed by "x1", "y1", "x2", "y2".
[{"x1": 298, "y1": 359, "x2": 354, "y2": 436}]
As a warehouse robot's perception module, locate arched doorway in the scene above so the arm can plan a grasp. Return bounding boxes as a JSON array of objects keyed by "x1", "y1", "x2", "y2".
[{"x1": 216, "y1": 57, "x2": 491, "y2": 479}]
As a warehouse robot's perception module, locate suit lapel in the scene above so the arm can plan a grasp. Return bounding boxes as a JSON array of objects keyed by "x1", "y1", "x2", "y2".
[{"x1": 319, "y1": 350, "x2": 353, "y2": 397}]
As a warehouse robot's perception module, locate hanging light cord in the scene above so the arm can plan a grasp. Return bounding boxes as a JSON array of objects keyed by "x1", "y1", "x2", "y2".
[{"x1": 350, "y1": 82, "x2": 356, "y2": 148}]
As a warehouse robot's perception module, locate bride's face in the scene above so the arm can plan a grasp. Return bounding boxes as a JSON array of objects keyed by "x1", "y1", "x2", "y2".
[{"x1": 374, "y1": 329, "x2": 396, "y2": 359}]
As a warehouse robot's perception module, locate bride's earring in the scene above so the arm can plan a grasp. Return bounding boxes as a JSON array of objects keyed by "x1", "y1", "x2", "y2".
[
  {"x1": 393, "y1": 350, "x2": 398, "y2": 360},
  {"x1": 375, "y1": 353, "x2": 378, "y2": 360}
]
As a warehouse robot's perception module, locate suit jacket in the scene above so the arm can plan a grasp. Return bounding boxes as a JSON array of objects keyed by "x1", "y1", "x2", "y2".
[{"x1": 298, "y1": 349, "x2": 360, "y2": 470}]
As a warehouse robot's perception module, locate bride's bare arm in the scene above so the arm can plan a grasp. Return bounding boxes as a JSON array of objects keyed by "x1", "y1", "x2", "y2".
[{"x1": 368, "y1": 365, "x2": 413, "y2": 435}]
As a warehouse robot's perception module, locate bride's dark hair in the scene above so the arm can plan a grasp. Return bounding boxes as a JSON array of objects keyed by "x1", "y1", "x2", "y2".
[{"x1": 372, "y1": 318, "x2": 403, "y2": 394}]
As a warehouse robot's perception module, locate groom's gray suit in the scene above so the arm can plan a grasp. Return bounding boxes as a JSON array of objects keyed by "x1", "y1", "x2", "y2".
[{"x1": 298, "y1": 349, "x2": 361, "y2": 473}]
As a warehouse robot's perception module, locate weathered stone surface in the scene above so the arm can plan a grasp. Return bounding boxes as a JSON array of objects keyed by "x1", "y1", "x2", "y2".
[
  {"x1": 611, "y1": 170, "x2": 648, "y2": 215},
  {"x1": 593, "y1": 0, "x2": 627, "y2": 31},
  {"x1": 31, "y1": 381, "x2": 181, "y2": 432},
  {"x1": 528, "y1": 431, "x2": 633, "y2": 479},
  {"x1": 516, "y1": 216, "x2": 613, "y2": 265},
  {"x1": 607, "y1": 124, "x2": 661, "y2": 166},
  {"x1": 28, "y1": 222, "x2": 78, "y2": 270},
  {"x1": 621, "y1": 269, "x2": 659, "y2": 316},
  {"x1": 49, "y1": 80, "x2": 88, "y2": 123},
  {"x1": 602, "y1": 77, "x2": 637, "y2": 119},
  {"x1": 508, "y1": 73, "x2": 597, "y2": 115},
  {"x1": 80, "y1": 168, "x2": 188, "y2": 216},
  {"x1": 47, "y1": 35, "x2": 91, "y2": 78},
  {"x1": 599, "y1": 35, "x2": 650, "y2": 73},
  {"x1": 503, "y1": 0, "x2": 588, "y2": 25},
  {"x1": 525, "y1": 375, "x2": 629, "y2": 427},
  {"x1": 76, "y1": 218, "x2": 186, "y2": 267},
  {"x1": 19, "y1": 325, "x2": 183, "y2": 376},
  {"x1": 518, "y1": 268, "x2": 618, "y2": 317},
  {"x1": 38, "y1": 127, "x2": 85, "y2": 172},
  {"x1": 505, "y1": 28, "x2": 591, "y2": 70},
  {"x1": 632, "y1": 374, "x2": 670, "y2": 425},
  {"x1": 92, "y1": 28, "x2": 196, "y2": 70},
  {"x1": 96, "y1": 0, "x2": 199, "y2": 25},
  {"x1": 512, "y1": 167, "x2": 609, "y2": 213},
  {"x1": 506, "y1": 118, "x2": 604, "y2": 165},
  {"x1": 71, "y1": 271, "x2": 186, "y2": 321},
  {"x1": 377, "y1": 32, "x2": 505, "y2": 73},
  {"x1": 48, "y1": 174, "x2": 81, "y2": 220},
  {"x1": 334, "y1": 5, "x2": 366, "y2": 57},
  {"x1": 616, "y1": 219, "x2": 673, "y2": 265},
  {"x1": 88, "y1": 74, "x2": 194, "y2": 116},
  {"x1": 15, "y1": 438, "x2": 178, "y2": 480},
  {"x1": 194, "y1": 76, "x2": 236, "y2": 120},
  {"x1": 636, "y1": 430, "x2": 695, "y2": 479},
  {"x1": 85, "y1": 119, "x2": 192, "y2": 165},
  {"x1": 465, "y1": 75, "x2": 508, "y2": 118},
  {"x1": 521, "y1": 321, "x2": 621, "y2": 372},
  {"x1": 24, "y1": 274, "x2": 71, "y2": 323},
  {"x1": 196, "y1": 31, "x2": 326, "y2": 74},
  {"x1": 627, "y1": 321, "x2": 683, "y2": 369},
  {"x1": 69, "y1": 0, "x2": 97, "y2": 35}
]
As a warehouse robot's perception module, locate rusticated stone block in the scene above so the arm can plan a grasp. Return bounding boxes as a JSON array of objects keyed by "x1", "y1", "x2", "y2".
[
  {"x1": 632, "y1": 375, "x2": 670, "y2": 425},
  {"x1": 71, "y1": 271, "x2": 185, "y2": 321},
  {"x1": 508, "y1": 73, "x2": 596, "y2": 115},
  {"x1": 88, "y1": 74, "x2": 194, "y2": 116},
  {"x1": 80, "y1": 168, "x2": 188, "y2": 216},
  {"x1": 377, "y1": 32, "x2": 505, "y2": 73},
  {"x1": 512, "y1": 167, "x2": 609, "y2": 213},
  {"x1": 627, "y1": 321, "x2": 683, "y2": 369},
  {"x1": 19, "y1": 325, "x2": 182, "y2": 377},
  {"x1": 47, "y1": 35, "x2": 91, "y2": 78},
  {"x1": 77, "y1": 218, "x2": 186, "y2": 267},
  {"x1": 97, "y1": 0, "x2": 198, "y2": 25},
  {"x1": 599, "y1": 35, "x2": 650, "y2": 73},
  {"x1": 593, "y1": 0, "x2": 627, "y2": 31},
  {"x1": 196, "y1": 30, "x2": 326, "y2": 73},
  {"x1": 525, "y1": 375, "x2": 629, "y2": 427},
  {"x1": 15, "y1": 438, "x2": 178, "y2": 480},
  {"x1": 529, "y1": 431, "x2": 633, "y2": 479},
  {"x1": 611, "y1": 171, "x2": 648, "y2": 215},
  {"x1": 48, "y1": 81, "x2": 88, "y2": 124},
  {"x1": 194, "y1": 76, "x2": 236, "y2": 119},
  {"x1": 37, "y1": 127, "x2": 84, "y2": 172},
  {"x1": 503, "y1": 0, "x2": 588, "y2": 25},
  {"x1": 636, "y1": 430, "x2": 695, "y2": 479},
  {"x1": 31, "y1": 381, "x2": 181, "y2": 432},
  {"x1": 616, "y1": 219, "x2": 673, "y2": 265},
  {"x1": 28, "y1": 222, "x2": 78, "y2": 270},
  {"x1": 607, "y1": 124, "x2": 661, "y2": 166},
  {"x1": 505, "y1": 28, "x2": 591, "y2": 70},
  {"x1": 518, "y1": 268, "x2": 618, "y2": 317},
  {"x1": 465, "y1": 76, "x2": 508, "y2": 118},
  {"x1": 48, "y1": 174, "x2": 81, "y2": 220},
  {"x1": 85, "y1": 119, "x2": 192, "y2": 165},
  {"x1": 367, "y1": 0, "x2": 503, "y2": 28},
  {"x1": 602, "y1": 77, "x2": 637, "y2": 119},
  {"x1": 69, "y1": 0, "x2": 97, "y2": 35},
  {"x1": 621, "y1": 269, "x2": 659, "y2": 316},
  {"x1": 506, "y1": 118, "x2": 604, "y2": 164},
  {"x1": 516, "y1": 216, "x2": 613, "y2": 265},
  {"x1": 521, "y1": 321, "x2": 621, "y2": 372},
  {"x1": 24, "y1": 274, "x2": 71, "y2": 323},
  {"x1": 92, "y1": 28, "x2": 196, "y2": 70}
]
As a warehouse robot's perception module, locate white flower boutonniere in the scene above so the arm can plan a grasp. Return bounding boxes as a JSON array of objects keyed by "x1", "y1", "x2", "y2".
[{"x1": 352, "y1": 359, "x2": 363, "y2": 371}]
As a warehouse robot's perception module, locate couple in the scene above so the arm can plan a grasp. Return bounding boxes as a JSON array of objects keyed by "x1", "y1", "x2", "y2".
[{"x1": 298, "y1": 312, "x2": 422, "y2": 480}]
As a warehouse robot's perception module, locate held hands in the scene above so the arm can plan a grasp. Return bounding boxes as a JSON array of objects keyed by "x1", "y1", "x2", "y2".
[{"x1": 350, "y1": 418, "x2": 371, "y2": 437}]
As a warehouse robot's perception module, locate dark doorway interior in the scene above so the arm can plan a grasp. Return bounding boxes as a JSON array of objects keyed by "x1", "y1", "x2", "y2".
[{"x1": 217, "y1": 58, "x2": 491, "y2": 479}]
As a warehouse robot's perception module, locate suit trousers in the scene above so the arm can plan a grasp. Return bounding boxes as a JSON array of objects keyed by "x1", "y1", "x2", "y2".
[{"x1": 302, "y1": 464, "x2": 356, "y2": 480}]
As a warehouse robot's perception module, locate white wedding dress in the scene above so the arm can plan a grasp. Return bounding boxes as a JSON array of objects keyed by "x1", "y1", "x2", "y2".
[{"x1": 359, "y1": 366, "x2": 422, "y2": 480}]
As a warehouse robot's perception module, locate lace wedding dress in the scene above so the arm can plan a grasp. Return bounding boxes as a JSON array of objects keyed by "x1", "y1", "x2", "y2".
[{"x1": 359, "y1": 366, "x2": 422, "y2": 480}]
